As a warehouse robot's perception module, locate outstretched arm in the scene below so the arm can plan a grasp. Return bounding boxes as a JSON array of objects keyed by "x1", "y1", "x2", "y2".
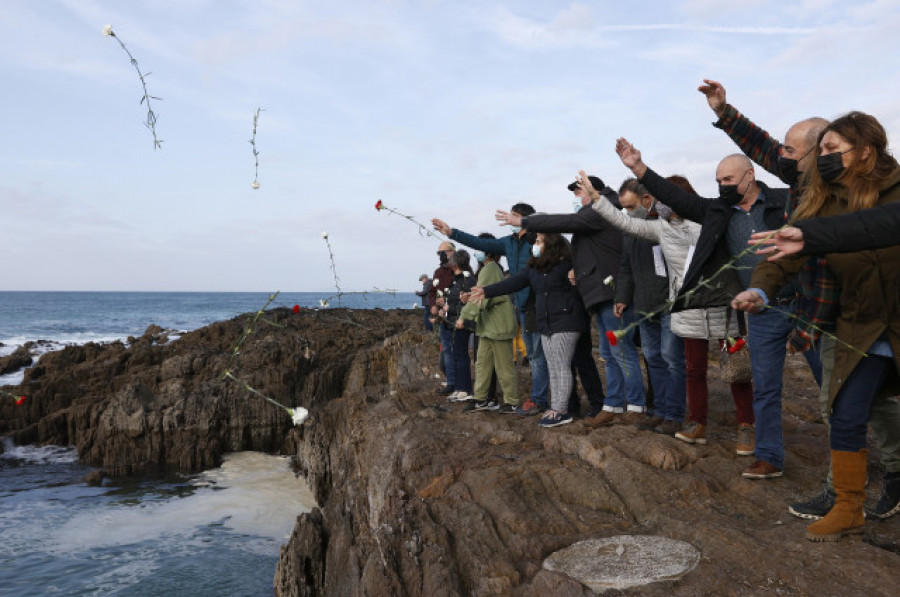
[{"x1": 583, "y1": 171, "x2": 660, "y2": 242}]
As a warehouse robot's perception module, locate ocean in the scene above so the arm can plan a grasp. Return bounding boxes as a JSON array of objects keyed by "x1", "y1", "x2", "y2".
[{"x1": 0, "y1": 291, "x2": 416, "y2": 596}]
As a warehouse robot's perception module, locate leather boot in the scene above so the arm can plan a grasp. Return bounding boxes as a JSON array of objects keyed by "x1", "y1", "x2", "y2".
[{"x1": 806, "y1": 449, "x2": 867, "y2": 542}]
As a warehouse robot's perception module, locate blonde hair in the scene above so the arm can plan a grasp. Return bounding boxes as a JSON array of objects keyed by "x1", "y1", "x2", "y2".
[{"x1": 793, "y1": 111, "x2": 898, "y2": 221}]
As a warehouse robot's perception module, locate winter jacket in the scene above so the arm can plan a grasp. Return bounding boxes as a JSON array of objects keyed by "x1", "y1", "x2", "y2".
[
  {"x1": 460, "y1": 261, "x2": 517, "y2": 340},
  {"x1": 483, "y1": 259, "x2": 587, "y2": 335},
  {"x1": 448, "y1": 229, "x2": 534, "y2": 311},
  {"x1": 591, "y1": 196, "x2": 736, "y2": 340},
  {"x1": 616, "y1": 223, "x2": 669, "y2": 314},
  {"x1": 751, "y1": 166, "x2": 900, "y2": 409},
  {"x1": 520, "y1": 193, "x2": 623, "y2": 311},
  {"x1": 442, "y1": 271, "x2": 476, "y2": 331},
  {"x1": 429, "y1": 264, "x2": 454, "y2": 310},
  {"x1": 638, "y1": 167, "x2": 788, "y2": 311},
  {"x1": 416, "y1": 278, "x2": 432, "y2": 306},
  {"x1": 796, "y1": 201, "x2": 900, "y2": 255}
]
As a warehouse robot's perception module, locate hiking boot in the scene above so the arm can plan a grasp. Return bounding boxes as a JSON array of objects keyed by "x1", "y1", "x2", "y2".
[
  {"x1": 584, "y1": 410, "x2": 620, "y2": 428},
  {"x1": 742, "y1": 460, "x2": 783, "y2": 480},
  {"x1": 636, "y1": 415, "x2": 664, "y2": 431},
  {"x1": 538, "y1": 410, "x2": 573, "y2": 428},
  {"x1": 514, "y1": 399, "x2": 542, "y2": 417},
  {"x1": 789, "y1": 487, "x2": 836, "y2": 520},
  {"x1": 497, "y1": 403, "x2": 517, "y2": 414},
  {"x1": 736, "y1": 423, "x2": 755, "y2": 456},
  {"x1": 675, "y1": 422, "x2": 707, "y2": 445},
  {"x1": 656, "y1": 419, "x2": 683, "y2": 436},
  {"x1": 807, "y1": 450, "x2": 866, "y2": 542},
  {"x1": 620, "y1": 411, "x2": 648, "y2": 426},
  {"x1": 871, "y1": 471, "x2": 900, "y2": 520}
]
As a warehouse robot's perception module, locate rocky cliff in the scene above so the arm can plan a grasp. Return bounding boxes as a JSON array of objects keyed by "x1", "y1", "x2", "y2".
[{"x1": 2, "y1": 309, "x2": 898, "y2": 595}]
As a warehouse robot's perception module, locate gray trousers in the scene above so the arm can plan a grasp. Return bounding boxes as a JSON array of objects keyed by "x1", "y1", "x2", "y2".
[{"x1": 542, "y1": 332, "x2": 580, "y2": 413}]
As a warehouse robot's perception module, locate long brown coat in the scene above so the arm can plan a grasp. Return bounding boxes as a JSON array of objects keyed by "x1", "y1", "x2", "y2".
[{"x1": 751, "y1": 166, "x2": 900, "y2": 410}]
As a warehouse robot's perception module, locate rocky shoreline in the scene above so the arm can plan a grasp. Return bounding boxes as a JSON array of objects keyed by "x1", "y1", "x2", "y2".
[{"x1": 2, "y1": 308, "x2": 898, "y2": 595}]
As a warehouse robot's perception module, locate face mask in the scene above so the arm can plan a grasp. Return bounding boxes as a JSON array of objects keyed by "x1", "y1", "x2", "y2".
[
  {"x1": 777, "y1": 156, "x2": 799, "y2": 186},
  {"x1": 510, "y1": 226, "x2": 522, "y2": 235},
  {"x1": 718, "y1": 170, "x2": 749, "y2": 206},
  {"x1": 626, "y1": 205, "x2": 648, "y2": 219},
  {"x1": 573, "y1": 200, "x2": 583, "y2": 212},
  {"x1": 531, "y1": 244, "x2": 542, "y2": 258},
  {"x1": 655, "y1": 203, "x2": 674, "y2": 220},
  {"x1": 817, "y1": 150, "x2": 849, "y2": 183},
  {"x1": 473, "y1": 250, "x2": 486, "y2": 263},
  {"x1": 437, "y1": 251, "x2": 449, "y2": 265}
]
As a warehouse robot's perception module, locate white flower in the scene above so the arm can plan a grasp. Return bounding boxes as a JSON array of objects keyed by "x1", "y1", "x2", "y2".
[
  {"x1": 463, "y1": 271, "x2": 470, "y2": 277},
  {"x1": 436, "y1": 290, "x2": 443, "y2": 297},
  {"x1": 321, "y1": 231, "x2": 328, "y2": 239},
  {"x1": 603, "y1": 275, "x2": 614, "y2": 286},
  {"x1": 251, "y1": 181, "x2": 260, "y2": 190},
  {"x1": 288, "y1": 407, "x2": 309, "y2": 426},
  {"x1": 412, "y1": 303, "x2": 419, "y2": 309},
  {"x1": 433, "y1": 278, "x2": 440, "y2": 287},
  {"x1": 319, "y1": 299, "x2": 328, "y2": 307},
  {"x1": 102, "y1": 24, "x2": 114, "y2": 36}
]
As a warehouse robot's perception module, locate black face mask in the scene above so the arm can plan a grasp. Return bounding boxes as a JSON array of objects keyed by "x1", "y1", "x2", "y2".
[
  {"x1": 817, "y1": 151, "x2": 847, "y2": 183},
  {"x1": 777, "y1": 156, "x2": 799, "y2": 186},
  {"x1": 437, "y1": 251, "x2": 449, "y2": 265},
  {"x1": 718, "y1": 170, "x2": 749, "y2": 205}
]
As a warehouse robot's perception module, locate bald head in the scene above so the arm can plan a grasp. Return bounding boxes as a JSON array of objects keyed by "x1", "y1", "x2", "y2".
[
  {"x1": 715, "y1": 153, "x2": 758, "y2": 207},
  {"x1": 784, "y1": 117, "x2": 829, "y2": 173},
  {"x1": 718, "y1": 153, "x2": 753, "y2": 172}
]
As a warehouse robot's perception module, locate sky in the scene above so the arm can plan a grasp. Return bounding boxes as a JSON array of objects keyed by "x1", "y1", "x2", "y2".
[{"x1": 2, "y1": 0, "x2": 900, "y2": 292}]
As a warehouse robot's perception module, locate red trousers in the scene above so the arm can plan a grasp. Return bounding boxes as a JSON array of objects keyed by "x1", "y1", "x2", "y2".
[{"x1": 683, "y1": 338, "x2": 754, "y2": 426}]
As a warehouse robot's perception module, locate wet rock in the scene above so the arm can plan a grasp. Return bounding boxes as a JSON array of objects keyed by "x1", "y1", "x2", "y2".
[{"x1": 82, "y1": 469, "x2": 107, "y2": 486}]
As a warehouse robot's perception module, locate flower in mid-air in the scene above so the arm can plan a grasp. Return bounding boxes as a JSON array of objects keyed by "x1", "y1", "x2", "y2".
[
  {"x1": 103, "y1": 24, "x2": 114, "y2": 36},
  {"x1": 319, "y1": 299, "x2": 328, "y2": 307},
  {"x1": 321, "y1": 231, "x2": 328, "y2": 239},
  {"x1": 288, "y1": 407, "x2": 309, "y2": 426},
  {"x1": 292, "y1": 305, "x2": 300, "y2": 314},
  {"x1": 251, "y1": 181, "x2": 260, "y2": 190},
  {"x1": 375, "y1": 199, "x2": 385, "y2": 211},
  {"x1": 15, "y1": 395, "x2": 26, "y2": 406}
]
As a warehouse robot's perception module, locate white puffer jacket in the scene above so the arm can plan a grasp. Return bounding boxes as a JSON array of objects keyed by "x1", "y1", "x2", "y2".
[{"x1": 592, "y1": 197, "x2": 738, "y2": 340}]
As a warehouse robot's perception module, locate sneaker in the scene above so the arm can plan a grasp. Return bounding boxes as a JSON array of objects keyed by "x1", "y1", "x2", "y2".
[
  {"x1": 742, "y1": 460, "x2": 783, "y2": 479},
  {"x1": 871, "y1": 471, "x2": 900, "y2": 519},
  {"x1": 497, "y1": 403, "x2": 517, "y2": 414},
  {"x1": 452, "y1": 392, "x2": 474, "y2": 402},
  {"x1": 675, "y1": 422, "x2": 707, "y2": 445},
  {"x1": 474, "y1": 400, "x2": 499, "y2": 412},
  {"x1": 538, "y1": 410, "x2": 573, "y2": 428},
  {"x1": 436, "y1": 384, "x2": 454, "y2": 396},
  {"x1": 620, "y1": 411, "x2": 648, "y2": 426},
  {"x1": 656, "y1": 419, "x2": 683, "y2": 435},
  {"x1": 736, "y1": 423, "x2": 755, "y2": 456},
  {"x1": 515, "y1": 399, "x2": 542, "y2": 417},
  {"x1": 464, "y1": 400, "x2": 487, "y2": 412},
  {"x1": 789, "y1": 487, "x2": 836, "y2": 520},
  {"x1": 636, "y1": 415, "x2": 664, "y2": 431},
  {"x1": 584, "y1": 410, "x2": 620, "y2": 428}
]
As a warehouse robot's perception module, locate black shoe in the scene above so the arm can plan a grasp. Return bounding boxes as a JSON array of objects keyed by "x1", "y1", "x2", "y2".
[
  {"x1": 871, "y1": 471, "x2": 900, "y2": 519},
  {"x1": 475, "y1": 401, "x2": 500, "y2": 412},
  {"x1": 788, "y1": 487, "x2": 836, "y2": 520},
  {"x1": 436, "y1": 385, "x2": 454, "y2": 396},
  {"x1": 464, "y1": 401, "x2": 487, "y2": 412},
  {"x1": 497, "y1": 403, "x2": 517, "y2": 414}
]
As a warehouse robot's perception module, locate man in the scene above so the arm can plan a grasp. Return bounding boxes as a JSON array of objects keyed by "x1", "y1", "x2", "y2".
[
  {"x1": 432, "y1": 206, "x2": 550, "y2": 413},
  {"x1": 430, "y1": 242, "x2": 456, "y2": 395},
  {"x1": 496, "y1": 176, "x2": 643, "y2": 425},
  {"x1": 616, "y1": 179, "x2": 686, "y2": 434},
  {"x1": 616, "y1": 140, "x2": 787, "y2": 474},
  {"x1": 703, "y1": 79, "x2": 900, "y2": 518},
  {"x1": 416, "y1": 274, "x2": 433, "y2": 332}
]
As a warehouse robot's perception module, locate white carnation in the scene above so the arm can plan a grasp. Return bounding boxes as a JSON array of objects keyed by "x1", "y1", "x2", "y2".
[
  {"x1": 319, "y1": 299, "x2": 328, "y2": 307},
  {"x1": 603, "y1": 275, "x2": 614, "y2": 286},
  {"x1": 321, "y1": 231, "x2": 328, "y2": 239},
  {"x1": 288, "y1": 407, "x2": 309, "y2": 426},
  {"x1": 251, "y1": 181, "x2": 260, "y2": 190},
  {"x1": 102, "y1": 24, "x2": 114, "y2": 36}
]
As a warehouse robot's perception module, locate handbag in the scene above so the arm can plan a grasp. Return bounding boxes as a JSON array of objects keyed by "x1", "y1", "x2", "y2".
[{"x1": 721, "y1": 308, "x2": 752, "y2": 384}]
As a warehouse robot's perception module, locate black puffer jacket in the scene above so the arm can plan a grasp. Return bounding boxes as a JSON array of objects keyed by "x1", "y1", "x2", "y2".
[
  {"x1": 797, "y1": 201, "x2": 900, "y2": 254},
  {"x1": 442, "y1": 271, "x2": 476, "y2": 330},
  {"x1": 520, "y1": 193, "x2": 623, "y2": 311},
  {"x1": 483, "y1": 260, "x2": 587, "y2": 335}
]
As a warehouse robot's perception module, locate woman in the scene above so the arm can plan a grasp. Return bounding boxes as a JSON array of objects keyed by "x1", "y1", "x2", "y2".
[
  {"x1": 441, "y1": 250, "x2": 476, "y2": 401},
  {"x1": 458, "y1": 236, "x2": 517, "y2": 412},
  {"x1": 470, "y1": 233, "x2": 586, "y2": 426},
  {"x1": 735, "y1": 111, "x2": 900, "y2": 542},
  {"x1": 585, "y1": 172, "x2": 753, "y2": 454}
]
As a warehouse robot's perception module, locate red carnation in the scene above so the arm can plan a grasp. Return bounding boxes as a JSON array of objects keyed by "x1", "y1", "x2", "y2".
[
  {"x1": 605, "y1": 330, "x2": 619, "y2": 347},
  {"x1": 375, "y1": 199, "x2": 384, "y2": 211},
  {"x1": 15, "y1": 395, "x2": 26, "y2": 406},
  {"x1": 292, "y1": 304, "x2": 300, "y2": 314},
  {"x1": 728, "y1": 337, "x2": 747, "y2": 354}
]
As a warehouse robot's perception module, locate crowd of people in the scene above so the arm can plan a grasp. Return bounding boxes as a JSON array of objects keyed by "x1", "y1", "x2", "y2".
[{"x1": 415, "y1": 79, "x2": 900, "y2": 543}]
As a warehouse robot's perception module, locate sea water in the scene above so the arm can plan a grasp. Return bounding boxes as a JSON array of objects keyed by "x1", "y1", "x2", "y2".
[{"x1": 0, "y1": 291, "x2": 408, "y2": 595}]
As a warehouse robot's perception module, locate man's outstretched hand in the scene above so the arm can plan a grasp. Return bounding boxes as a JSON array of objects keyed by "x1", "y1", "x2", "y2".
[{"x1": 698, "y1": 79, "x2": 727, "y2": 118}]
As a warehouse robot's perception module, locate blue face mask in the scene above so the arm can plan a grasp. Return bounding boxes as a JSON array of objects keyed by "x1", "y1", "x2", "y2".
[
  {"x1": 510, "y1": 226, "x2": 522, "y2": 235},
  {"x1": 473, "y1": 250, "x2": 486, "y2": 263},
  {"x1": 573, "y1": 200, "x2": 583, "y2": 212},
  {"x1": 531, "y1": 244, "x2": 542, "y2": 258}
]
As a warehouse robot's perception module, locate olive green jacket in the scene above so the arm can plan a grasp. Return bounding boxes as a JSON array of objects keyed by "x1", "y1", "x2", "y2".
[{"x1": 460, "y1": 261, "x2": 517, "y2": 341}]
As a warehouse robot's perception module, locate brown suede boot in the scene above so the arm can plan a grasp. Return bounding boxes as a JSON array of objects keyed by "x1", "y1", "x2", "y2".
[{"x1": 806, "y1": 449, "x2": 867, "y2": 542}]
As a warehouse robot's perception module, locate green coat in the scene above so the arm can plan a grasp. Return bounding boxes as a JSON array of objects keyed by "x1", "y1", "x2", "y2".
[
  {"x1": 460, "y1": 261, "x2": 517, "y2": 341},
  {"x1": 751, "y1": 166, "x2": 900, "y2": 410}
]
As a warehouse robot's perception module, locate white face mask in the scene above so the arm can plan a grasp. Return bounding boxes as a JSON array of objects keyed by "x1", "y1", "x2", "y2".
[
  {"x1": 531, "y1": 244, "x2": 542, "y2": 258},
  {"x1": 573, "y1": 200, "x2": 583, "y2": 212}
]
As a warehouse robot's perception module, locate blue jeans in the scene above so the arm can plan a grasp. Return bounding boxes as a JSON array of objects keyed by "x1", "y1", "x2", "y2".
[
  {"x1": 659, "y1": 313, "x2": 686, "y2": 421},
  {"x1": 747, "y1": 306, "x2": 823, "y2": 469},
  {"x1": 639, "y1": 313, "x2": 685, "y2": 421},
  {"x1": 451, "y1": 328, "x2": 473, "y2": 394},
  {"x1": 520, "y1": 312, "x2": 550, "y2": 407},
  {"x1": 423, "y1": 307, "x2": 433, "y2": 332},
  {"x1": 595, "y1": 301, "x2": 645, "y2": 409},
  {"x1": 439, "y1": 324, "x2": 455, "y2": 389},
  {"x1": 831, "y1": 354, "x2": 894, "y2": 451}
]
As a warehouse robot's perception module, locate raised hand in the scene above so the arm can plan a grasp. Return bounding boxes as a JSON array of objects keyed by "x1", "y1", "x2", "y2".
[
  {"x1": 748, "y1": 227, "x2": 805, "y2": 262},
  {"x1": 495, "y1": 210, "x2": 523, "y2": 227},
  {"x1": 431, "y1": 218, "x2": 452, "y2": 236},
  {"x1": 615, "y1": 138, "x2": 647, "y2": 178},
  {"x1": 698, "y1": 79, "x2": 727, "y2": 118},
  {"x1": 577, "y1": 170, "x2": 601, "y2": 201}
]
